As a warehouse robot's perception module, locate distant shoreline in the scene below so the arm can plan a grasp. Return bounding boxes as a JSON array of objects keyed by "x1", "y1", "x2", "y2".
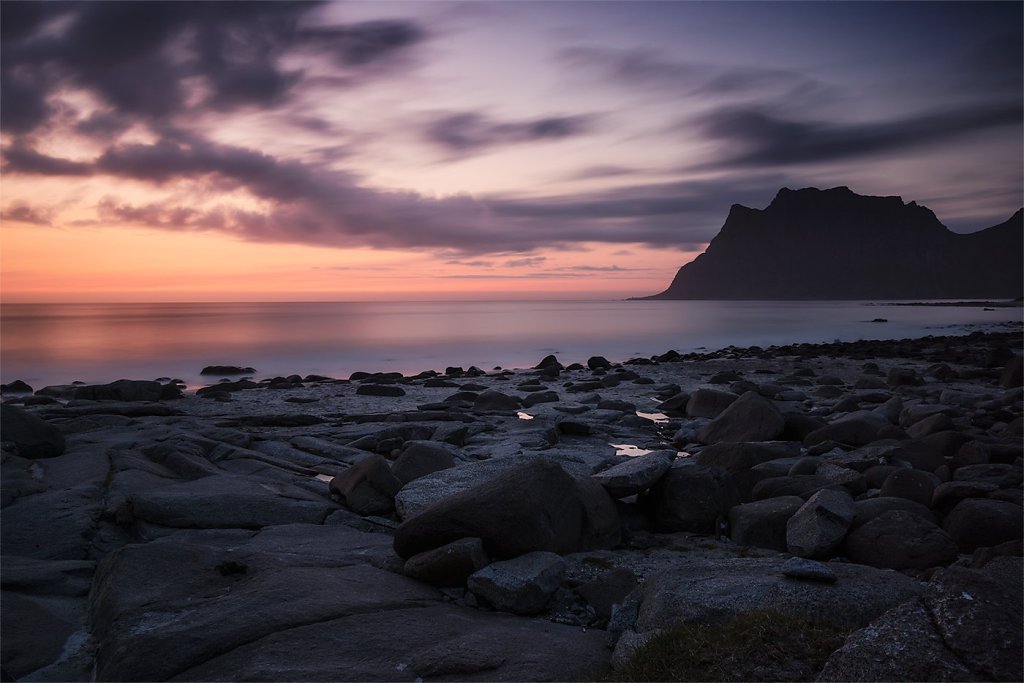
[{"x1": 871, "y1": 300, "x2": 1023, "y2": 308}]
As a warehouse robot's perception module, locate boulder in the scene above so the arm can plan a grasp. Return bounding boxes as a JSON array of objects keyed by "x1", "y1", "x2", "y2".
[
  {"x1": 844, "y1": 510, "x2": 958, "y2": 570},
  {"x1": 750, "y1": 474, "x2": 834, "y2": 501},
  {"x1": 804, "y1": 412, "x2": 892, "y2": 448},
  {"x1": 785, "y1": 489, "x2": 855, "y2": 559},
  {"x1": 73, "y1": 379, "x2": 180, "y2": 401},
  {"x1": 851, "y1": 497, "x2": 937, "y2": 528},
  {"x1": 931, "y1": 481, "x2": 998, "y2": 514},
  {"x1": 200, "y1": 365, "x2": 256, "y2": 375},
  {"x1": 640, "y1": 461, "x2": 740, "y2": 533},
  {"x1": 393, "y1": 459, "x2": 618, "y2": 560},
  {"x1": 330, "y1": 455, "x2": 403, "y2": 516},
  {"x1": 522, "y1": 390, "x2": 559, "y2": 408},
  {"x1": 906, "y1": 412, "x2": 955, "y2": 438},
  {"x1": 472, "y1": 390, "x2": 520, "y2": 412},
  {"x1": 403, "y1": 537, "x2": 489, "y2": 587},
  {"x1": 942, "y1": 499, "x2": 1024, "y2": 553},
  {"x1": 467, "y1": 551, "x2": 565, "y2": 615},
  {"x1": 819, "y1": 558, "x2": 1022, "y2": 682},
  {"x1": 0, "y1": 404, "x2": 65, "y2": 459},
  {"x1": 685, "y1": 389, "x2": 738, "y2": 418},
  {"x1": 695, "y1": 441, "x2": 801, "y2": 473},
  {"x1": 953, "y1": 463, "x2": 1023, "y2": 488},
  {"x1": 0, "y1": 380, "x2": 33, "y2": 393},
  {"x1": 697, "y1": 391, "x2": 785, "y2": 444},
  {"x1": 591, "y1": 450, "x2": 674, "y2": 498},
  {"x1": 879, "y1": 468, "x2": 939, "y2": 507},
  {"x1": 729, "y1": 496, "x2": 804, "y2": 552},
  {"x1": 391, "y1": 441, "x2": 456, "y2": 485},
  {"x1": 587, "y1": 356, "x2": 612, "y2": 370},
  {"x1": 781, "y1": 557, "x2": 837, "y2": 583}
]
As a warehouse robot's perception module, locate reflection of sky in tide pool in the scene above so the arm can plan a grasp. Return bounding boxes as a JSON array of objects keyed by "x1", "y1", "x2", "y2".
[{"x1": 2, "y1": 300, "x2": 1018, "y2": 389}]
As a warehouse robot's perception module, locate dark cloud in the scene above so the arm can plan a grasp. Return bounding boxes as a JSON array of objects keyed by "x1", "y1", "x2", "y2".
[
  {"x1": 696, "y1": 102, "x2": 1023, "y2": 168},
  {"x1": 504, "y1": 256, "x2": 547, "y2": 268},
  {"x1": 2, "y1": 144, "x2": 91, "y2": 175},
  {"x1": 425, "y1": 112, "x2": 596, "y2": 154},
  {"x1": 0, "y1": 1, "x2": 426, "y2": 134}
]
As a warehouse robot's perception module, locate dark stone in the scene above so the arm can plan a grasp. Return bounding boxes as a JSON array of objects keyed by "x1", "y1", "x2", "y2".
[
  {"x1": 472, "y1": 390, "x2": 520, "y2": 412},
  {"x1": 522, "y1": 390, "x2": 559, "y2": 408},
  {"x1": 577, "y1": 567, "x2": 637, "y2": 621},
  {"x1": 844, "y1": 510, "x2": 958, "y2": 570},
  {"x1": 953, "y1": 463, "x2": 1023, "y2": 488},
  {"x1": 0, "y1": 380, "x2": 33, "y2": 394},
  {"x1": 931, "y1": 481, "x2": 999, "y2": 514},
  {"x1": 697, "y1": 391, "x2": 784, "y2": 444},
  {"x1": 200, "y1": 365, "x2": 256, "y2": 375},
  {"x1": 403, "y1": 537, "x2": 489, "y2": 587},
  {"x1": 330, "y1": 455, "x2": 403, "y2": 516},
  {"x1": 786, "y1": 489, "x2": 855, "y2": 559},
  {"x1": 851, "y1": 497, "x2": 937, "y2": 528},
  {"x1": 879, "y1": 468, "x2": 939, "y2": 507},
  {"x1": 73, "y1": 379, "x2": 181, "y2": 401},
  {"x1": 1000, "y1": 355, "x2": 1023, "y2": 388},
  {"x1": 728, "y1": 496, "x2": 804, "y2": 552},
  {"x1": 391, "y1": 441, "x2": 456, "y2": 485},
  {"x1": 0, "y1": 404, "x2": 65, "y2": 459},
  {"x1": 640, "y1": 461, "x2": 740, "y2": 533},
  {"x1": 587, "y1": 356, "x2": 611, "y2": 370},
  {"x1": 393, "y1": 459, "x2": 619, "y2": 560},
  {"x1": 696, "y1": 441, "x2": 800, "y2": 473},
  {"x1": 685, "y1": 388, "x2": 738, "y2": 418},
  {"x1": 356, "y1": 384, "x2": 406, "y2": 397},
  {"x1": 943, "y1": 499, "x2": 1024, "y2": 553}
]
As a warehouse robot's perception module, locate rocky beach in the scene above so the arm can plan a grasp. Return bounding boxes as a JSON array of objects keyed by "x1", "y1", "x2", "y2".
[{"x1": 2, "y1": 327, "x2": 1022, "y2": 682}]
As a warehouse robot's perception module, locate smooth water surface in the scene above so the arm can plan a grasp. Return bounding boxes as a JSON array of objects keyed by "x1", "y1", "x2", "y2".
[{"x1": 2, "y1": 300, "x2": 1019, "y2": 388}]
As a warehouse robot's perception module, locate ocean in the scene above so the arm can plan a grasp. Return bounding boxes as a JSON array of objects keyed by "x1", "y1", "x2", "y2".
[{"x1": 1, "y1": 300, "x2": 1020, "y2": 389}]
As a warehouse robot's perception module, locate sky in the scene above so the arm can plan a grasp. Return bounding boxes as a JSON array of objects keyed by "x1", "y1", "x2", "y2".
[{"x1": 1, "y1": 0, "x2": 1021, "y2": 303}]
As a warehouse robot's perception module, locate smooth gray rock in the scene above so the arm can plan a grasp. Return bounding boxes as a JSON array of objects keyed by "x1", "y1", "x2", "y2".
[
  {"x1": 698, "y1": 391, "x2": 785, "y2": 444},
  {"x1": 943, "y1": 498, "x2": 1024, "y2": 553},
  {"x1": 685, "y1": 388, "x2": 738, "y2": 418},
  {"x1": 640, "y1": 461, "x2": 740, "y2": 533},
  {"x1": 394, "y1": 459, "x2": 619, "y2": 560},
  {"x1": 1, "y1": 484, "x2": 105, "y2": 560},
  {"x1": 729, "y1": 496, "x2": 804, "y2": 552},
  {"x1": 844, "y1": 510, "x2": 958, "y2": 570},
  {"x1": 879, "y1": 468, "x2": 939, "y2": 507},
  {"x1": 73, "y1": 379, "x2": 180, "y2": 401},
  {"x1": 627, "y1": 556, "x2": 920, "y2": 634},
  {"x1": 592, "y1": 450, "x2": 674, "y2": 498},
  {"x1": 467, "y1": 551, "x2": 566, "y2": 615},
  {"x1": 131, "y1": 474, "x2": 334, "y2": 529},
  {"x1": 696, "y1": 440, "x2": 801, "y2": 473},
  {"x1": 472, "y1": 390, "x2": 520, "y2": 412},
  {"x1": 953, "y1": 463, "x2": 1023, "y2": 488},
  {"x1": 392, "y1": 441, "x2": 456, "y2": 485},
  {"x1": 786, "y1": 489, "x2": 855, "y2": 559},
  {"x1": 851, "y1": 496, "x2": 937, "y2": 528},
  {"x1": 395, "y1": 455, "x2": 539, "y2": 520}
]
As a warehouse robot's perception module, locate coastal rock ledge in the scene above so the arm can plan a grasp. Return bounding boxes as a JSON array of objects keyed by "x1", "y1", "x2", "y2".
[{"x1": 1, "y1": 329, "x2": 1021, "y2": 681}]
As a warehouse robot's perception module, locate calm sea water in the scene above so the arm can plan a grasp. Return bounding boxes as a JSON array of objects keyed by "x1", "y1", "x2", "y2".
[{"x1": 1, "y1": 300, "x2": 1020, "y2": 389}]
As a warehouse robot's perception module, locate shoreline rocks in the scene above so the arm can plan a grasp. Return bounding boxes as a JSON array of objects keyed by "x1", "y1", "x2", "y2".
[{"x1": 2, "y1": 328, "x2": 1021, "y2": 681}]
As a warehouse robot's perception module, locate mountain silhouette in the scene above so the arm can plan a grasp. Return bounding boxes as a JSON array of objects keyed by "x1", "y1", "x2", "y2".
[{"x1": 642, "y1": 186, "x2": 1023, "y2": 300}]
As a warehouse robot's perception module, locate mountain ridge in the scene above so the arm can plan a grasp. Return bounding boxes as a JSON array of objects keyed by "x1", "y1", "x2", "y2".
[{"x1": 640, "y1": 186, "x2": 1023, "y2": 300}]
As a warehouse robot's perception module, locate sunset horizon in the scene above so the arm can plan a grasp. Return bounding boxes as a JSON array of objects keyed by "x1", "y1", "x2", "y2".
[{"x1": 2, "y1": 1, "x2": 1021, "y2": 303}]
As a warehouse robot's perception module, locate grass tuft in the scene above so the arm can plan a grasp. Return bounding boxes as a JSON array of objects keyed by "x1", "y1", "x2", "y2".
[{"x1": 608, "y1": 608, "x2": 851, "y2": 682}]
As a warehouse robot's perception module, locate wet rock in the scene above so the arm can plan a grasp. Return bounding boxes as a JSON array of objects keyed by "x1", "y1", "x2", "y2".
[
  {"x1": 467, "y1": 551, "x2": 565, "y2": 615},
  {"x1": 696, "y1": 440, "x2": 800, "y2": 473},
  {"x1": 395, "y1": 455, "x2": 540, "y2": 519},
  {"x1": 942, "y1": 499, "x2": 1024, "y2": 553},
  {"x1": 729, "y1": 496, "x2": 804, "y2": 552},
  {"x1": 0, "y1": 404, "x2": 65, "y2": 459},
  {"x1": 522, "y1": 390, "x2": 559, "y2": 408},
  {"x1": 697, "y1": 391, "x2": 785, "y2": 444},
  {"x1": 906, "y1": 412, "x2": 955, "y2": 438},
  {"x1": 330, "y1": 455, "x2": 403, "y2": 516},
  {"x1": 786, "y1": 489, "x2": 855, "y2": 559},
  {"x1": 931, "y1": 480, "x2": 999, "y2": 514},
  {"x1": 640, "y1": 461, "x2": 740, "y2": 533},
  {"x1": 804, "y1": 412, "x2": 892, "y2": 448},
  {"x1": 587, "y1": 356, "x2": 612, "y2": 370},
  {"x1": 844, "y1": 510, "x2": 958, "y2": 570},
  {"x1": 591, "y1": 449, "x2": 674, "y2": 498},
  {"x1": 403, "y1": 537, "x2": 489, "y2": 587},
  {"x1": 195, "y1": 379, "x2": 258, "y2": 397}
]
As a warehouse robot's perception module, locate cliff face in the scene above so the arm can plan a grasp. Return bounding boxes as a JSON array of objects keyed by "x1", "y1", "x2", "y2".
[{"x1": 645, "y1": 186, "x2": 1023, "y2": 300}]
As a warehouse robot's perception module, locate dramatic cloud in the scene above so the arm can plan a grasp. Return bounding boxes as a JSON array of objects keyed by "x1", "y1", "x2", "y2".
[
  {"x1": 0, "y1": 1, "x2": 426, "y2": 133},
  {"x1": 425, "y1": 112, "x2": 596, "y2": 154},
  {"x1": 2, "y1": 202, "x2": 52, "y2": 225},
  {"x1": 696, "y1": 102, "x2": 1023, "y2": 168}
]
